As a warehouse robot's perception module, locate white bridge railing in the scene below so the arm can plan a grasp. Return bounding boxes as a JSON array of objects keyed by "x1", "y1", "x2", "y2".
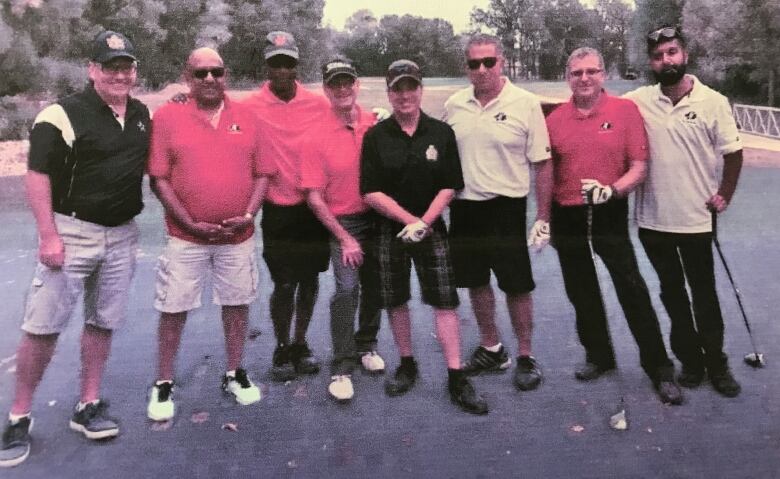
[{"x1": 733, "y1": 104, "x2": 780, "y2": 139}]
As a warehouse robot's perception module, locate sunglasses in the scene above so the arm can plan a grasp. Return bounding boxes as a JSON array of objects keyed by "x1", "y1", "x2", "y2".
[
  {"x1": 647, "y1": 27, "x2": 680, "y2": 42},
  {"x1": 267, "y1": 56, "x2": 298, "y2": 69},
  {"x1": 192, "y1": 67, "x2": 226, "y2": 80},
  {"x1": 467, "y1": 57, "x2": 498, "y2": 70},
  {"x1": 569, "y1": 68, "x2": 603, "y2": 78},
  {"x1": 101, "y1": 62, "x2": 137, "y2": 74}
]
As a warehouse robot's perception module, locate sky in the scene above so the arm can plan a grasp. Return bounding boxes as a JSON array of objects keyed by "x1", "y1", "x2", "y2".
[{"x1": 322, "y1": 0, "x2": 492, "y2": 34}]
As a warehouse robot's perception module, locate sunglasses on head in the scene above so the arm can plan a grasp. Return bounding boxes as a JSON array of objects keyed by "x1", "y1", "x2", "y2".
[
  {"x1": 467, "y1": 57, "x2": 498, "y2": 70},
  {"x1": 267, "y1": 56, "x2": 298, "y2": 69},
  {"x1": 192, "y1": 67, "x2": 225, "y2": 80},
  {"x1": 647, "y1": 27, "x2": 680, "y2": 42}
]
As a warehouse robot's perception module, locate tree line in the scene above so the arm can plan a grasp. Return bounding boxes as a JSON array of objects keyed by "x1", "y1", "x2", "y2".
[{"x1": 0, "y1": 0, "x2": 776, "y2": 103}]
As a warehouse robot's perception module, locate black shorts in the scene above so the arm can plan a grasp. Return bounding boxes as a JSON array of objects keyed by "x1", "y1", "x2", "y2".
[
  {"x1": 261, "y1": 202, "x2": 330, "y2": 283},
  {"x1": 449, "y1": 196, "x2": 535, "y2": 294}
]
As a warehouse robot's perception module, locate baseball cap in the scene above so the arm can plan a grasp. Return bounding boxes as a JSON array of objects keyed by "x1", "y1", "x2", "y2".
[
  {"x1": 386, "y1": 60, "x2": 422, "y2": 88},
  {"x1": 322, "y1": 57, "x2": 358, "y2": 84},
  {"x1": 264, "y1": 31, "x2": 299, "y2": 60},
  {"x1": 92, "y1": 31, "x2": 137, "y2": 63}
]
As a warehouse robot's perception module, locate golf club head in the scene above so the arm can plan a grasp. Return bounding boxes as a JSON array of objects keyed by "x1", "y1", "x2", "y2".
[{"x1": 744, "y1": 352, "x2": 765, "y2": 368}]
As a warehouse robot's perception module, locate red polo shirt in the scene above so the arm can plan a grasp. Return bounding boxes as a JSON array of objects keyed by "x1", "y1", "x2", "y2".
[
  {"x1": 546, "y1": 92, "x2": 648, "y2": 206},
  {"x1": 299, "y1": 106, "x2": 375, "y2": 216},
  {"x1": 240, "y1": 82, "x2": 330, "y2": 206},
  {"x1": 148, "y1": 98, "x2": 274, "y2": 244}
]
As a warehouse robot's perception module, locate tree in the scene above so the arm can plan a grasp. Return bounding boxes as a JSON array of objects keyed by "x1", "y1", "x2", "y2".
[{"x1": 630, "y1": 0, "x2": 684, "y2": 67}]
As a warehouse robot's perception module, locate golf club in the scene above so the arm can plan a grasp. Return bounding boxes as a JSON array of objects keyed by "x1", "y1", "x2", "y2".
[
  {"x1": 585, "y1": 206, "x2": 628, "y2": 430},
  {"x1": 711, "y1": 211, "x2": 765, "y2": 368}
]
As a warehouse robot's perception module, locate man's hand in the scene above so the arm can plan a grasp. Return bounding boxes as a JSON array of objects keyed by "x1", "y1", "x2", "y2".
[
  {"x1": 220, "y1": 215, "x2": 254, "y2": 238},
  {"x1": 581, "y1": 179, "x2": 613, "y2": 205},
  {"x1": 340, "y1": 235, "x2": 364, "y2": 268},
  {"x1": 39, "y1": 233, "x2": 65, "y2": 268},
  {"x1": 372, "y1": 107, "x2": 391, "y2": 123},
  {"x1": 527, "y1": 219, "x2": 550, "y2": 252},
  {"x1": 188, "y1": 221, "x2": 226, "y2": 242},
  {"x1": 396, "y1": 220, "x2": 429, "y2": 243},
  {"x1": 706, "y1": 194, "x2": 728, "y2": 213}
]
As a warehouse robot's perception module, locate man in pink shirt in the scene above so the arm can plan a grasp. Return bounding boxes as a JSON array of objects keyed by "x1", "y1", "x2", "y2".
[
  {"x1": 241, "y1": 31, "x2": 331, "y2": 380},
  {"x1": 300, "y1": 58, "x2": 385, "y2": 401},
  {"x1": 546, "y1": 47, "x2": 682, "y2": 405},
  {"x1": 146, "y1": 48, "x2": 271, "y2": 421}
]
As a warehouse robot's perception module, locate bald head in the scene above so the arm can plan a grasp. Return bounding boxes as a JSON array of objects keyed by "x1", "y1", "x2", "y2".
[
  {"x1": 185, "y1": 47, "x2": 226, "y2": 109},
  {"x1": 187, "y1": 47, "x2": 223, "y2": 70}
]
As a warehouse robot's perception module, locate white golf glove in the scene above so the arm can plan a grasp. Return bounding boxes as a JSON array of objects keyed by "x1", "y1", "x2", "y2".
[
  {"x1": 396, "y1": 220, "x2": 429, "y2": 243},
  {"x1": 372, "y1": 107, "x2": 391, "y2": 122},
  {"x1": 527, "y1": 219, "x2": 550, "y2": 252},
  {"x1": 581, "y1": 179, "x2": 613, "y2": 205}
]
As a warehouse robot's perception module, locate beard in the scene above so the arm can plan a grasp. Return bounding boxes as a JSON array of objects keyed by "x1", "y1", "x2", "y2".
[{"x1": 653, "y1": 63, "x2": 687, "y2": 86}]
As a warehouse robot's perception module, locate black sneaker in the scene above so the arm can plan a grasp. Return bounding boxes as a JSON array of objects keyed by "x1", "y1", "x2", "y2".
[
  {"x1": 462, "y1": 345, "x2": 512, "y2": 375},
  {"x1": 710, "y1": 368, "x2": 741, "y2": 398},
  {"x1": 69, "y1": 401, "x2": 119, "y2": 440},
  {"x1": 289, "y1": 342, "x2": 321, "y2": 375},
  {"x1": 385, "y1": 361, "x2": 418, "y2": 397},
  {"x1": 677, "y1": 367, "x2": 705, "y2": 388},
  {"x1": 270, "y1": 345, "x2": 297, "y2": 382},
  {"x1": 514, "y1": 356, "x2": 542, "y2": 391},
  {"x1": 574, "y1": 361, "x2": 616, "y2": 381},
  {"x1": 0, "y1": 417, "x2": 32, "y2": 468},
  {"x1": 449, "y1": 376, "x2": 489, "y2": 415},
  {"x1": 654, "y1": 379, "x2": 684, "y2": 405}
]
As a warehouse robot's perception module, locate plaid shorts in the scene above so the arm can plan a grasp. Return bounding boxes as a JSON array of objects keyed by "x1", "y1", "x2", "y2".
[{"x1": 375, "y1": 219, "x2": 459, "y2": 309}]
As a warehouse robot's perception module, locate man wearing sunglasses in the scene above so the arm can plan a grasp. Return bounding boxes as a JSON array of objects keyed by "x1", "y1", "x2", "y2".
[
  {"x1": 443, "y1": 34, "x2": 552, "y2": 392},
  {"x1": 299, "y1": 58, "x2": 386, "y2": 402},
  {"x1": 1, "y1": 31, "x2": 149, "y2": 467},
  {"x1": 624, "y1": 26, "x2": 744, "y2": 398},
  {"x1": 241, "y1": 31, "x2": 331, "y2": 381},
  {"x1": 360, "y1": 60, "x2": 488, "y2": 415},
  {"x1": 145, "y1": 48, "x2": 270, "y2": 422},
  {"x1": 546, "y1": 47, "x2": 682, "y2": 405}
]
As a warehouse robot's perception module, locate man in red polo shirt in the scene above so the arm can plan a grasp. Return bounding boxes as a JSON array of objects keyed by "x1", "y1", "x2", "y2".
[
  {"x1": 240, "y1": 31, "x2": 331, "y2": 381},
  {"x1": 299, "y1": 57, "x2": 385, "y2": 402},
  {"x1": 546, "y1": 47, "x2": 682, "y2": 405},
  {"x1": 146, "y1": 48, "x2": 272, "y2": 421}
]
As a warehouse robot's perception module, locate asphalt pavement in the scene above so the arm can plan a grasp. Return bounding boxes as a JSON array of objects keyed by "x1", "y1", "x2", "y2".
[{"x1": 0, "y1": 166, "x2": 779, "y2": 478}]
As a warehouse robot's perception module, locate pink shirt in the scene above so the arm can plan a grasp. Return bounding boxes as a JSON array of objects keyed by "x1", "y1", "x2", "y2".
[
  {"x1": 299, "y1": 106, "x2": 375, "y2": 216},
  {"x1": 240, "y1": 82, "x2": 330, "y2": 205},
  {"x1": 148, "y1": 99, "x2": 274, "y2": 244},
  {"x1": 546, "y1": 93, "x2": 648, "y2": 206}
]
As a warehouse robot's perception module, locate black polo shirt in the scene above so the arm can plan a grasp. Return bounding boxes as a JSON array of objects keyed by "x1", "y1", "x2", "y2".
[
  {"x1": 28, "y1": 84, "x2": 150, "y2": 226},
  {"x1": 360, "y1": 111, "x2": 464, "y2": 219}
]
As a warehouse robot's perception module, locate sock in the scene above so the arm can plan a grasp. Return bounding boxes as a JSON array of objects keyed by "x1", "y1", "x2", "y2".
[
  {"x1": 155, "y1": 379, "x2": 174, "y2": 386},
  {"x1": 9, "y1": 412, "x2": 31, "y2": 424},
  {"x1": 225, "y1": 370, "x2": 236, "y2": 378},
  {"x1": 448, "y1": 368, "x2": 466, "y2": 389},
  {"x1": 400, "y1": 356, "x2": 416, "y2": 369},
  {"x1": 76, "y1": 399, "x2": 99, "y2": 412},
  {"x1": 485, "y1": 343, "x2": 502, "y2": 353}
]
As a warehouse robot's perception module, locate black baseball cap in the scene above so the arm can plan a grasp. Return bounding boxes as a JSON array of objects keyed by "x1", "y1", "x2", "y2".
[
  {"x1": 386, "y1": 60, "x2": 422, "y2": 88},
  {"x1": 322, "y1": 57, "x2": 358, "y2": 84},
  {"x1": 264, "y1": 31, "x2": 299, "y2": 60},
  {"x1": 92, "y1": 31, "x2": 137, "y2": 63}
]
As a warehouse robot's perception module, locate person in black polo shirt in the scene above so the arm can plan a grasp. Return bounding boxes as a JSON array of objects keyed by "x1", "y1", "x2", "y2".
[
  {"x1": 360, "y1": 60, "x2": 487, "y2": 415},
  {"x1": 0, "y1": 31, "x2": 150, "y2": 468}
]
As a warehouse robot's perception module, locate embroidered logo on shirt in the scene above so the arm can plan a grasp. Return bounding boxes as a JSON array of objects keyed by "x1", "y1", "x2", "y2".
[
  {"x1": 137, "y1": 121, "x2": 146, "y2": 132},
  {"x1": 228, "y1": 123, "x2": 242, "y2": 133},
  {"x1": 494, "y1": 112, "x2": 507, "y2": 122},
  {"x1": 685, "y1": 111, "x2": 697, "y2": 120},
  {"x1": 600, "y1": 121, "x2": 612, "y2": 130},
  {"x1": 425, "y1": 144, "x2": 438, "y2": 161}
]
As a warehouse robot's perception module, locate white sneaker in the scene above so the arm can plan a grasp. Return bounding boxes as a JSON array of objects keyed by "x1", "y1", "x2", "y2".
[
  {"x1": 147, "y1": 381, "x2": 175, "y2": 421},
  {"x1": 328, "y1": 375, "x2": 354, "y2": 401},
  {"x1": 222, "y1": 368, "x2": 262, "y2": 406},
  {"x1": 360, "y1": 351, "x2": 386, "y2": 374}
]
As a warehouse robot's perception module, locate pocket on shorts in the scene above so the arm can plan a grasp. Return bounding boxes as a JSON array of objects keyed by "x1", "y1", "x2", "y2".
[{"x1": 154, "y1": 255, "x2": 171, "y2": 304}]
